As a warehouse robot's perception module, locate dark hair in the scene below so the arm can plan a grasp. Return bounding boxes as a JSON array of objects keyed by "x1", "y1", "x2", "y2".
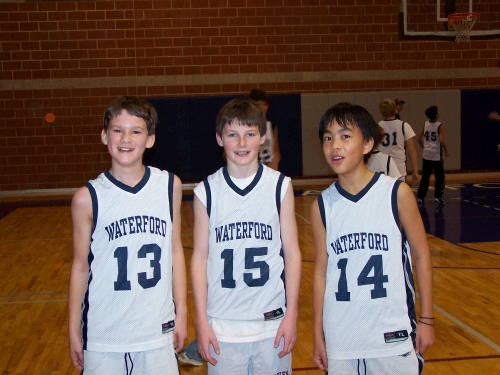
[
  {"x1": 425, "y1": 106, "x2": 439, "y2": 121},
  {"x1": 248, "y1": 88, "x2": 270, "y2": 104},
  {"x1": 103, "y1": 96, "x2": 158, "y2": 135},
  {"x1": 319, "y1": 102, "x2": 379, "y2": 163},
  {"x1": 216, "y1": 98, "x2": 267, "y2": 136}
]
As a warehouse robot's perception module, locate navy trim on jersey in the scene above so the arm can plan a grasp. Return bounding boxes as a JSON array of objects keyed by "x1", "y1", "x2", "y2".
[
  {"x1": 222, "y1": 164, "x2": 263, "y2": 196},
  {"x1": 391, "y1": 180, "x2": 402, "y2": 227},
  {"x1": 168, "y1": 172, "x2": 174, "y2": 223},
  {"x1": 81, "y1": 252, "x2": 94, "y2": 350},
  {"x1": 392, "y1": 178, "x2": 418, "y2": 344},
  {"x1": 82, "y1": 183, "x2": 98, "y2": 351},
  {"x1": 86, "y1": 182, "x2": 98, "y2": 234},
  {"x1": 335, "y1": 172, "x2": 380, "y2": 203},
  {"x1": 386, "y1": 155, "x2": 392, "y2": 175},
  {"x1": 104, "y1": 166, "x2": 151, "y2": 194},
  {"x1": 203, "y1": 179, "x2": 211, "y2": 217},
  {"x1": 275, "y1": 173, "x2": 285, "y2": 217},
  {"x1": 318, "y1": 194, "x2": 326, "y2": 228},
  {"x1": 417, "y1": 351, "x2": 424, "y2": 375}
]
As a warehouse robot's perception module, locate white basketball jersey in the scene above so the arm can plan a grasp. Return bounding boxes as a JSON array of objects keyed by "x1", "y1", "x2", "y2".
[
  {"x1": 319, "y1": 173, "x2": 416, "y2": 360},
  {"x1": 422, "y1": 121, "x2": 442, "y2": 161},
  {"x1": 202, "y1": 165, "x2": 287, "y2": 322},
  {"x1": 83, "y1": 167, "x2": 176, "y2": 352},
  {"x1": 259, "y1": 121, "x2": 275, "y2": 165},
  {"x1": 367, "y1": 150, "x2": 402, "y2": 180},
  {"x1": 378, "y1": 119, "x2": 416, "y2": 177}
]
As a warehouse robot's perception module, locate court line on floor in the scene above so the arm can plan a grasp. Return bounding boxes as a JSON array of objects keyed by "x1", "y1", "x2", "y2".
[
  {"x1": 295, "y1": 212, "x2": 310, "y2": 224},
  {"x1": 0, "y1": 299, "x2": 67, "y2": 305},
  {"x1": 0, "y1": 292, "x2": 67, "y2": 298},
  {"x1": 426, "y1": 354, "x2": 500, "y2": 363},
  {"x1": 457, "y1": 243, "x2": 500, "y2": 256},
  {"x1": 433, "y1": 303, "x2": 500, "y2": 352}
]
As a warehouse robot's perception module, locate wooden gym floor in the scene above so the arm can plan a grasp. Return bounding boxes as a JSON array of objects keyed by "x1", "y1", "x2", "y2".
[{"x1": 0, "y1": 173, "x2": 499, "y2": 374}]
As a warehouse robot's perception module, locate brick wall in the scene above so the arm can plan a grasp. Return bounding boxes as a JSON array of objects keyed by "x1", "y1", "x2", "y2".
[{"x1": 0, "y1": 0, "x2": 499, "y2": 191}]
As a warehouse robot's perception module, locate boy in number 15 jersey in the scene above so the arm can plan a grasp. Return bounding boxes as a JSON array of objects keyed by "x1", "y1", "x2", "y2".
[{"x1": 191, "y1": 98, "x2": 302, "y2": 375}]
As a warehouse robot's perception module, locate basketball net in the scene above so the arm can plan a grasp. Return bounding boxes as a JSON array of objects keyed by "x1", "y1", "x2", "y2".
[{"x1": 448, "y1": 12, "x2": 478, "y2": 42}]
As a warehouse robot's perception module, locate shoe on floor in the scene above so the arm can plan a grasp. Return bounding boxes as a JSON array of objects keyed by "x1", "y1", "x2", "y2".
[
  {"x1": 434, "y1": 198, "x2": 446, "y2": 205},
  {"x1": 178, "y1": 351, "x2": 204, "y2": 366},
  {"x1": 417, "y1": 198, "x2": 424, "y2": 206}
]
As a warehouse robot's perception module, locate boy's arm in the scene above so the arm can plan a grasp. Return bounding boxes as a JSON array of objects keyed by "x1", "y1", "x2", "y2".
[
  {"x1": 416, "y1": 126, "x2": 424, "y2": 149},
  {"x1": 267, "y1": 126, "x2": 281, "y2": 171},
  {"x1": 405, "y1": 137, "x2": 419, "y2": 183},
  {"x1": 438, "y1": 124, "x2": 450, "y2": 156},
  {"x1": 171, "y1": 175, "x2": 188, "y2": 352},
  {"x1": 397, "y1": 183, "x2": 436, "y2": 355},
  {"x1": 274, "y1": 181, "x2": 301, "y2": 358},
  {"x1": 310, "y1": 199, "x2": 328, "y2": 372},
  {"x1": 68, "y1": 187, "x2": 93, "y2": 371},
  {"x1": 190, "y1": 195, "x2": 219, "y2": 365}
]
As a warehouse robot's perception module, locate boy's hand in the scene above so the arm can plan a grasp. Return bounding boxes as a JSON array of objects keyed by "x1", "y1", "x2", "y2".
[
  {"x1": 312, "y1": 336, "x2": 328, "y2": 371},
  {"x1": 274, "y1": 313, "x2": 297, "y2": 358},
  {"x1": 173, "y1": 315, "x2": 188, "y2": 352},
  {"x1": 196, "y1": 322, "x2": 220, "y2": 366},
  {"x1": 415, "y1": 322, "x2": 435, "y2": 355},
  {"x1": 411, "y1": 170, "x2": 419, "y2": 184},
  {"x1": 69, "y1": 332, "x2": 84, "y2": 370}
]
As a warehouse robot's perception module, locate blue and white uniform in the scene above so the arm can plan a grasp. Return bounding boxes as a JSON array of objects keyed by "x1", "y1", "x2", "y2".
[
  {"x1": 367, "y1": 150, "x2": 402, "y2": 180},
  {"x1": 259, "y1": 121, "x2": 275, "y2": 165},
  {"x1": 82, "y1": 167, "x2": 176, "y2": 353},
  {"x1": 318, "y1": 173, "x2": 417, "y2": 360},
  {"x1": 422, "y1": 121, "x2": 442, "y2": 161},
  {"x1": 378, "y1": 119, "x2": 416, "y2": 178},
  {"x1": 195, "y1": 164, "x2": 289, "y2": 343}
]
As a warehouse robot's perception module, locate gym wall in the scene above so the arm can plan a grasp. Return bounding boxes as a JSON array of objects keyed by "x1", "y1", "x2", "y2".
[{"x1": 1, "y1": 1, "x2": 499, "y2": 191}]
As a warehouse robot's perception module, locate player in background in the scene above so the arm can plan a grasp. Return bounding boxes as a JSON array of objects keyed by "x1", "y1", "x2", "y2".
[
  {"x1": 367, "y1": 124, "x2": 402, "y2": 180},
  {"x1": 378, "y1": 99, "x2": 419, "y2": 184},
  {"x1": 191, "y1": 98, "x2": 301, "y2": 374},
  {"x1": 68, "y1": 96, "x2": 187, "y2": 374},
  {"x1": 395, "y1": 98, "x2": 405, "y2": 120},
  {"x1": 416, "y1": 106, "x2": 450, "y2": 206},
  {"x1": 248, "y1": 88, "x2": 281, "y2": 170},
  {"x1": 312, "y1": 102, "x2": 435, "y2": 374}
]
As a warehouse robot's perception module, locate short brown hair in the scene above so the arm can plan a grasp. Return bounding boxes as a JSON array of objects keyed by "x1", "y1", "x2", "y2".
[
  {"x1": 379, "y1": 99, "x2": 396, "y2": 118},
  {"x1": 216, "y1": 98, "x2": 267, "y2": 136},
  {"x1": 103, "y1": 96, "x2": 158, "y2": 135}
]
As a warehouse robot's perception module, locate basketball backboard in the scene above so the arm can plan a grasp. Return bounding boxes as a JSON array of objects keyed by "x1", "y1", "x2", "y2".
[{"x1": 400, "y1": 0, "x2": 500, "y2": 40}]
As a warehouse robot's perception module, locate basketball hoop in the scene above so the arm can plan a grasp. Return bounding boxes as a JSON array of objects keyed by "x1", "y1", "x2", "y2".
[{"x1": 448, "y1": 12, "x2": 478, "y2": 42}]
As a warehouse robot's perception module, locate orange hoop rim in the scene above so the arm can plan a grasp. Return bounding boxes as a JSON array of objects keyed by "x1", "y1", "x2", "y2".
[{"x1": 448, "y1": 12, "x2": 478, "y2": 26}]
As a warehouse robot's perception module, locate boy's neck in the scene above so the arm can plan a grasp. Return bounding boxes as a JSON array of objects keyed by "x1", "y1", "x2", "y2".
[
  {"x1": 337, "y1": 166, "x2": 375, "y2": 195},
  {"x1": 383, "y1": 116, "x2": 396, "y2": 120},
  {"x1": 226, "y1": 160, "x2": 260, "y2": 179},
  {"x1": 109, "y1": 164, "x2": 146, "y2": 187}
]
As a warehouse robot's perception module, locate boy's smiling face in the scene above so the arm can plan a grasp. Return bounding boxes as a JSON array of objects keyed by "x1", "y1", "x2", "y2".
[
  {"x1": 322, "y1": 120, "x2": 373, "y2": 176},
  {"x1": 216, "y1": 120, "x2": 266, "y2": 170},
  {"x1": 101, "y1": 110, "x2": 155, "y2": 169}
]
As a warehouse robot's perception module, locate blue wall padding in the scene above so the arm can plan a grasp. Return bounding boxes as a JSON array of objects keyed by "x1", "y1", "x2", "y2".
[
  {"x1": 145, "y1": 94, "x2": 303, "y2": 181},
  {"x1": 461, "y1": 89, "x2": 500, "y2": 169}
]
